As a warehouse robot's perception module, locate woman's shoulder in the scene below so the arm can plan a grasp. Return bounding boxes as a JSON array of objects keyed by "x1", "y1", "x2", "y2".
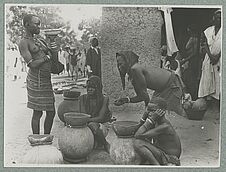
[{"x1": 19, "y1": 38, "x2": 29, "y2": 47}]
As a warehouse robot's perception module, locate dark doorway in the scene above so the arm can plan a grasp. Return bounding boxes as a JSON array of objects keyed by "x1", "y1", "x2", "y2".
[
  {"x1": 171, "y1": 8, "x2": 217, "y2": 54},
  {"x1": 161, "y1": 8, "x2": 220, "y2": 100}
]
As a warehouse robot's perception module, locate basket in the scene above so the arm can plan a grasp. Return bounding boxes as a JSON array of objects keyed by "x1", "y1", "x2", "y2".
[{"x1": 28, "y1": 134, "x2": 54, "y2": 146}]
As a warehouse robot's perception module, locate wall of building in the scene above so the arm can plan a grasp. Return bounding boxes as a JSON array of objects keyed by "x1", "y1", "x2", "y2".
[{"x1": 101, "y1": 7, "x2": 163, "y2": 111}]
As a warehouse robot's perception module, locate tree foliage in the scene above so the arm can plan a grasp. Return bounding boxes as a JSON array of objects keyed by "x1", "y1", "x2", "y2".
[
  {"x1": 78, "y1": 17, "x2": 101, "y2": 46},
  {"x1": 5, "y1": 5, "x2": 79, "y2": 48},
  {"x1": 6, "y1": 5, "x2": 102, "y2": 49}
]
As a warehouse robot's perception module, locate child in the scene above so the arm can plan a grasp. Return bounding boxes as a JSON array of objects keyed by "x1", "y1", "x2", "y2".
[{"x1": 133, "y1": 97, "x2": 182, "y2": 165}]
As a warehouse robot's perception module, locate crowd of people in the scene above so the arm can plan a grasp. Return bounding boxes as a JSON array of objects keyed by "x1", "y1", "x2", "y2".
[{"x1": 11, "y1": 8, "x2": 221, "y2": 166}]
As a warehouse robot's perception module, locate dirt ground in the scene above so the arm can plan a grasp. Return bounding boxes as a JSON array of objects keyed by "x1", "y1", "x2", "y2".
[{"x1": 4, "y1": 72, "x2": 220, "y2": 167}]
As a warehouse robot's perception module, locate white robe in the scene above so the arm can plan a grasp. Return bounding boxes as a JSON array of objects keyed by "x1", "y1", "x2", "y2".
[
  {"x1": 198, "y1": 26, "x2": 221, "y2": 100},
  {"x1": 159, "y1": 7, "x2": 179, "y2": 56}
]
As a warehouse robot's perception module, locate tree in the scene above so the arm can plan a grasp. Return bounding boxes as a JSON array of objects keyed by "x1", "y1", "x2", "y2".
[
  {"x1": 78, "y1": 17, "x2": 101, "y2": 46},
  {"x1": 5, "y1": 5, "x2": 80, "y2": 48}
]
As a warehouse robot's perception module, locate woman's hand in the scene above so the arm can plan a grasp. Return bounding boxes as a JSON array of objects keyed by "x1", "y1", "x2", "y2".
[
  {"x1": 134, "y1": 133, "x2": 145, "y2": 139},
  {"x1": 148, "y1": 109, "x2": 166, "y2": 123},
  {"x1": 210, "y1": 53, "x2": 221, "y2": 65}
]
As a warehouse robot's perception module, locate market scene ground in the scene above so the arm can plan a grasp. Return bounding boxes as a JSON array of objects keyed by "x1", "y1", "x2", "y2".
[{"x1": 4, "y1": 72, "x2": 220, "y2": 167}]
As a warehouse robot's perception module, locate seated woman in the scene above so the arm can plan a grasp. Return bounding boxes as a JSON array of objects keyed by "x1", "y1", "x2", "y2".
[
  {"x1": 79, "y1": 75, "x2": 112, "y2": 153},
  {"x1": 133, "y1": 97, "x2": 181, "y2": 165}
]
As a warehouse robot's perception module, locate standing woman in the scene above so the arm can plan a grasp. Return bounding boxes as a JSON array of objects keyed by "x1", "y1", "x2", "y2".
[
  {"x1": 181, "y1": 24, "x2": 200, "y2": 100},
  {"x1": 198, "y1": 9, "x2": 221, "y2": 101},
  {"x1": 19, "y1": 14, "x2": 57, "y2": 134}
]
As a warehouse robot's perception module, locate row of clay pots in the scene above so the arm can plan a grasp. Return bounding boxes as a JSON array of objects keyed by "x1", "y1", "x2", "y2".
[
  {"x1": 57, "y1": 89, "x2": 142, "y2": 164},
  {"x1": 57, "y1": 89, "x2": 95, "y2": 163},
  {"x1": 22, "y1": 88, "x2": 208, "y2": 165}
]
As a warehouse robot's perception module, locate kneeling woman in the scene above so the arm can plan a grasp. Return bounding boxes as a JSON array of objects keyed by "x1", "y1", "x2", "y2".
[{"x1": 79, "y1": 76, "x2": 111, "y2": 153}]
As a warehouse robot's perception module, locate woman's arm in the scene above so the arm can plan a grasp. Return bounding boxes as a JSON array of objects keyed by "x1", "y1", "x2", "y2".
[
  {"x1": 88, "y1": 96, "x2": 110, "y2": 123},
  {"x1": 135, "y1": 123, "x2": 169, "y2": 140},
  {"x1": 130, "y1": 67, "x2": 150, "y2": 107},
  {"x1": 181, "y1": 38, "x2": 198, "y2": 65},
  {"x1": 18, "y1": 40, "x2": 49, "y2": 68}
]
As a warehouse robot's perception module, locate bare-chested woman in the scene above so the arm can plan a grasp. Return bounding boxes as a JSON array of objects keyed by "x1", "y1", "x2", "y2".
[
  {"x1": 114, "y1": 51, "x2": 185, "y2": 117},
  {"x1": 19, "y1": 14, "x2": 57, "y2": 134},
  {"x1": 133, "y1": 97, "x2": 181, "y2": 165}
]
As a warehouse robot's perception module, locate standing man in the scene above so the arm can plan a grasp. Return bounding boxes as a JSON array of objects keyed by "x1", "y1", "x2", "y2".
[
  {"x1": 18, "y1": 14, "x2": 57, "y2": 134},
  {"x1": 85, "y1": 37, "x2": 101, "y2": 79}
]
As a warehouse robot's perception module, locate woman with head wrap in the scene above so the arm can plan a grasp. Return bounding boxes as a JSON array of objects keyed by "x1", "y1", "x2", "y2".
[
  {"x1": 114, "y1": 51, "x2": 186, "y2": 117},
  {"x1": 79, "y1": 76, "x2": 112, "y2": 152},
  {"x1": 198, "y1": 9, "x2": 221, "y2": 101}
]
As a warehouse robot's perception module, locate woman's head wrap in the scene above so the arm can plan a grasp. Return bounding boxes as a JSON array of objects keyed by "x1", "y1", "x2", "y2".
[
  {"x1": 116, "y1": 51, "x2": 139, "y2": 90},
  {"x1": 86, "y1": 75, "x2": 103, "y2": 95}
]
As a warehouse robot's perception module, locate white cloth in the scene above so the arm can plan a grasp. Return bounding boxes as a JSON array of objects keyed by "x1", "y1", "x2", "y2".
[
  {"x1": 159, "y1": 7, "x2": 179, "y2": 56},
  {"x1": 91, "y1": 46, "x2": 99, "y2": 54},
  {"x1": 198, "y1": 26, "x2": 221, "y2": 100},
  {"x1": 58, "y1": 50, "x2": 65, "y2": 65}
]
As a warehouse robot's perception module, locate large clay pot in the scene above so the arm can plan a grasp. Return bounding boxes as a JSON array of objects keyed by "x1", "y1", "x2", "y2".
[
  {"x1": 22, "y1": 135, "x2": 63, "y2": 164},
  {"x1": 58, "y1": 113, "x2": 94, "y2": 163},
  {"x1": 192, "y1": 98, "x2": 207, "y2": 111},
  {"x1": 185, "y1": 98, "x2": 207, "y2": 120},
  {"x1": 112, "y1": 121, "x2": 140, "y2": 138},
  {"x1": 109, "y1": 136, "x2": 141, "y2": 165},
  {"x1": 109, "y1": 121, "x2": 141, "y2": 165},
  {"x1": 57, "y1": 90, "x2": 81, "y2": 123}
]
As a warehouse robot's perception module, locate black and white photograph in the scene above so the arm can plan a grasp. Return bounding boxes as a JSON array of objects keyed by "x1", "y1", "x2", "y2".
[{"x1": 4, "y1": 4, "x2": 221, "y2": 167}]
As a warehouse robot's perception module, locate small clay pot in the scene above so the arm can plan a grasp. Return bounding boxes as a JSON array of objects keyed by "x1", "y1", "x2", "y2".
[
  {"x1": 57, "y1": 90, "x2": 80, "y2": 123},
  {"x1": 64, "y1": 112, "x2": 91, "y2": 127},
  {"x1": 185, "y1": 109, "x2": 206, "y2": 120},
  {"x1": 63, "y1": 89, "x2": 81, "y2": 99},
  {"x1": 112, "y1": 121, "x2": 140, "y2": 138}
]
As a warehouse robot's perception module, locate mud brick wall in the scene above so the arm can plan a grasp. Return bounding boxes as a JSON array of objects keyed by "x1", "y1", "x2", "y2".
[{"x1": 100, "y1": 7, "x2": 163, "y2": 112}]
